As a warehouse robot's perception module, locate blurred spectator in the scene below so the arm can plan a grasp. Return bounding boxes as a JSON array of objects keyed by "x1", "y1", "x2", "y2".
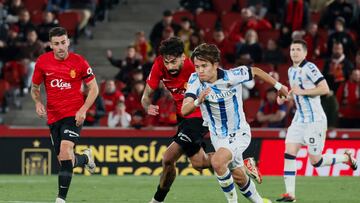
[
  {"x1": 2, "y1": 25, "x2": 21, "y2": 61},
  {"x1": 68, "y1": 0, "x2": 95, "y2": 38},
  {"x1": 336, "y1": 69, "x2": 360, "y2": 128},
  {"x1": 142, "y1": 51, "x2": 156, "y2": 79},
  {"x1": 249, "y1": 1, "x2": 267, "y2": 20},
  {"x1": 37, "y1": 11, "x2": 59, "y2": 43},
  {"x1": 18, "y1": 29, "x2": 45, "y2": 90},
  {"x1": 235, "y1": 29, "x2": 262, "y2": 63},
  {"x1": 309, "y1": 0, "x2": 329, "y2": 12},
  {"x1": 266, "y1": 0, "x2": 286, "y2": 28},
  {"x1": 106, "y1": 45, "x2": 142, "y2": 87},
  {"x1": 179, "y1": 0, "x2": 212, "y2": 14},
  {"x1": 130, "y1": 110, "x2": 146, "y2": 129},
  {"x1": 149, "y1": 10, "x2": 180, "y2": 51},
  {"x1": 355, "y1": 50, "x2": 360, "y2": 69},
  {"x1": 152, "y1": 88, "x2": 177, "y2": 126},
  {"x1": 327, "y1": 17, "x2": 355, "y2": 57},
  {"x1": 263, "y1": 39, "x2": 284, "y2": 65},
  {"x1": 177, "y1": 17, "x2": 194, "y2": 56},
  {"x1": 283, "y1": 0, "x2": 310, "y2": 31},
  {"x1": 323, "y1": 42, "x2": 354, "y2": 92},
  {"x1": 133, "y1": 31, "x2": 152, "y2": 63},
  {"x1": 188, "y1": 32, "x2": 203, "y2": 56},
  {"x1": 256, "y1": 88, "x2": 287, "y2": 128},
  {"x1": 351, "y1": 0, "x2": 360, "y2": 43},
  {"x1": 303, "y1": 22, "x2": 327, "y2": 60},
  {"x1": 125, "y1": 80, "x2": 145, "y2": 117},
  {"x1": 47, "y1": 0, "x2": 69, "y2": 13},
  {"x1": 6, "y1": 0, "x2": 25, "y2": 23},
  {"x1": 101, "y1": 79, "x2": 125, "y2": 113},
  {"x1": 16, "y1": 9, "x2": 35, "y2": 41},
  {"x1": 82, "y1": 84, "x2": 106, "y2": 126},
  {"x1": 229, "y1": 8, "x2": 272, "y2": 42},
  {"x1": 107, "y1": 101, "x2": 131, "y2": 127},
  {"x1": 320, "y1": 0, "x2": 353, "y2": 29},
  {"x1": 212, "y1": 28, "x2": 235, "y2": 68}
]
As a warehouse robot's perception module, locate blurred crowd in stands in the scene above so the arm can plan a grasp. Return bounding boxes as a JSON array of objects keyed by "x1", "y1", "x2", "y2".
[{"x1": 1, "y1": 0, "x2": 360, "y2": 129}]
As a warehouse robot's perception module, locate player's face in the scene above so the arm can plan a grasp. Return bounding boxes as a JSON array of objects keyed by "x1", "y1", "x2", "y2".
[
  {"x1": 50, "y1": 35, "x2": 70, "y2": 60},
  {"x1": 290, "y1": 43, "x2": 307, "y2": 64},
  {"x1": 193, "y1": 57, "x2": 218, "y2": 83},
  {"x1": 163, "y1": 54, "x2": 185, "y2": 76}
]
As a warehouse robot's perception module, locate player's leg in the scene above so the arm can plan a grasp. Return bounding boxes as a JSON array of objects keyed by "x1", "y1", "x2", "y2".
[
  {"x1": 181, "y1": 118, "x2": 212, "y2": 170},
  {"x1": 150, "y1": 141, "x2": 183, "y2": 203},
  {"x1": 211, "y1": 147, "x2": 238, "y2": 203},
  {"x1": 57, "y1": 140, "x2": 75, "y2": 202},
  {"x1": 307, "y1": 121, "x2": 358, "y2": 170},
  {"x1": 232, "y1": 167, "x2": 269, "y2": 203}
]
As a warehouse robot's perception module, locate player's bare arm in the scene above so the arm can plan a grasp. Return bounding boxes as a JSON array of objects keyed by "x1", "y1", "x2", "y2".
[
  {"x1": 291, "y1": 80, "x2": 330, "y2": 96},
  {"x1": 31, "y1": 83, "x2": 46, "y2": 118},
  {"x1": 75, "y1": 78, "x2": 99, "y2": 126},
  {"x1": 141, "y1": 84, "x2": 159, "y2": 116},
  {"x1": 181, "y1": 87, "x2": 210, "y2": 116}
]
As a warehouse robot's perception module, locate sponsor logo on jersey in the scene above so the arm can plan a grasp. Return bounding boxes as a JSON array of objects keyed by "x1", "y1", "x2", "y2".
[
  {"x1": 70, "y1": 69, "x2": 76, "y2": 78},
  {"x1": 50, "y1": 79, "x2": 71, "y2": 90}
]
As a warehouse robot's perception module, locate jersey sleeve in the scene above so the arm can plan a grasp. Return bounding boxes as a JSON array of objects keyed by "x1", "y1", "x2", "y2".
[
  {"x1": 80, "y1": 56, "x2": 95, "y2": 83},
  {"x1": 228, "y1": 66, "x2": 253, "y2": 85},
  {"x1": 146, "y1": 59, "x2": 162, "y2": 90},
  {"x1": 305, "y1": 63, "x2": 324, "y2": 85},
  {"x1": 184, "y1": 73, "x2": 200, "y2": 100},
  {"x1": 32, "y1": 58, "x2": 44, "y2": 85}
]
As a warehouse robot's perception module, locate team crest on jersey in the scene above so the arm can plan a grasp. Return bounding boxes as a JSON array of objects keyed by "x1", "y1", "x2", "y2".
[{"x1": 70, "y1": 69, "x2": 76, "y2": 78}]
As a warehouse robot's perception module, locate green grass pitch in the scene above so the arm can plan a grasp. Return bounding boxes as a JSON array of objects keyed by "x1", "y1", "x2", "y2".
[{"x1": 0, "y1": 175, "x2": 359, "y2": 203}]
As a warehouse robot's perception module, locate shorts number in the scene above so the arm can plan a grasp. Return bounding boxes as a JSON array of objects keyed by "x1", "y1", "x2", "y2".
[{"x1": 309, "y1": 137, "x2": 315, "y2": 144}]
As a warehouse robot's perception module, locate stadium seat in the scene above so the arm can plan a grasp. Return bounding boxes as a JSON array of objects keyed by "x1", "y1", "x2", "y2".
[
  {"x1": 23, "y1": 0, "x2": 47, "y2": 14},
  {"x1": 172, "y1": 10, "x2": 194, "y2": 25},
  {"x1": 277, "y1": 63, "x2": 289, "y2": 85},
  {"x1": 258, "y1": 29, "x2": 280, "y2": 48},
  {"x1": 195, "y1": 11, "x2": 218, "y2": 33},
  {"x1": 313, "y1": 58, "x2": 325, "y2": 72},
  {"x1": 2, "y1": 61, "x2": 27, "y2": 88},
  {"x1": 30, "y1": 11, "x2": 44, "y2": 25},
  {"x1": 221, "y1": 12, "x2": 242, "y2": 32},
  {"x1": 57, "y1": 11, "x2": 81, "y2": 43},
  {"x1": 212, "y1": 0, "x2": 235, "y2": 15},
  {"x1": 243, "y1": 98, "x2": 261, "y2": 123}
]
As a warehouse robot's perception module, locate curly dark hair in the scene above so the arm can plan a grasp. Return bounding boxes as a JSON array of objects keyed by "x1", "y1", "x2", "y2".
[{"x1": 159, "y1": 37, "x2": 184, "y2": 57}]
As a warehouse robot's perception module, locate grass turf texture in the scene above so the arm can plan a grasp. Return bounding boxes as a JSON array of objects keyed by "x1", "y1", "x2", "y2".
[{"x1": 0, "y1": 175, "x2": 358, "y2": 203}]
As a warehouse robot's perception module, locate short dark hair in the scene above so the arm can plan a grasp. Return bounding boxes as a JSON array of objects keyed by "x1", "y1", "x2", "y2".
[
  {"x1": 191, "y1": 43, "x2": 221, "y2": 64},
  {"x1": 291, "y1": 39, "x2": 307, "y2": 51},
  {"x1": 159, "y1": 37, "x2": 184, "y2": 57},
  {"x1": 49, "y1": 27, "x2": 67, "y2": 40},
  {"x1": 163, "y1": 10, "x2": 172, "y2": 17}
]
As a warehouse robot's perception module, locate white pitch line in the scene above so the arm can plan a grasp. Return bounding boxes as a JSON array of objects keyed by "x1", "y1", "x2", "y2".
[{"x1": 0, "y1": 201, "x2": 53, "y2": 203}]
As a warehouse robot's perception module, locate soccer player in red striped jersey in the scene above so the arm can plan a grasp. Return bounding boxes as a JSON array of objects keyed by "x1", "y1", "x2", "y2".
[{"x1": 31, "y1": 27, "x2": 99, "y2": 203}]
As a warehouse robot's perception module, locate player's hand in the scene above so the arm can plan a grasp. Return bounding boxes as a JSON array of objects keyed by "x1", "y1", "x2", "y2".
[
  {"x1": 147, "y1": 104, "x2": 159, "y2": 116},
  {"x1": 75, "y1": 108, "x2": 86, "y2": 127},
  {"x1": 278, "y1": 85, "x2": 289, "y2": 98},
  {"x1": 198, "y1": 87, "x2": 211, "y2": 104},
  {"x1": 35, "y1": 102, "x2": 46, "y2": 118},
  {"x1": 291, "y1": 85, "x2": 305, "y2": 96}
]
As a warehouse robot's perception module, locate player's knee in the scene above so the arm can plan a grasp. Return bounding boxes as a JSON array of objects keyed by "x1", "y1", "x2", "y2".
[
  {"x1": 59, "y1": 143, "x2": 74, "y2": 160},
  {"x1": 310, "y1": 156, "x2": 323, "y2": 167},
  {"x1": 162, "y1": 155, "x2": 176, "y2": 168},
  {"x1": 211, "y1": 157, "x2": 224, "y2": 172}
]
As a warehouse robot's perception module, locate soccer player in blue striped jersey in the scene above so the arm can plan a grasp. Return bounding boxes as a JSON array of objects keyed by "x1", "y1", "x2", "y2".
[
  {"x1": 275, "y1": 40, "x2": 358, "y2": 202},
  {"x1": 182, "y1": 43, "x2": 288, "y2": 203}
]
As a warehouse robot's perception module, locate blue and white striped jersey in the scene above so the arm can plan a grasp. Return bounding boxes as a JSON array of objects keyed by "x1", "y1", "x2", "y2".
[
  {"x1": 288, "y1": 60, "x2": 327, "y2": 123},
  {"x1": 185, "y1": 66, "x2": 252, "y2": 138}
]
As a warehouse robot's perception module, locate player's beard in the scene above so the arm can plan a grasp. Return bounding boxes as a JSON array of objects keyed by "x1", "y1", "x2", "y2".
[{"x1": 168, "y1": 62, "x2": 183, "y2": 76}]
